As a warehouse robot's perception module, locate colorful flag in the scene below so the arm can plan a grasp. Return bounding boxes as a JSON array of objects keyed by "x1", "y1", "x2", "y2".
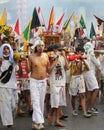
[
  {"x1": 31, "y1": 27, "x2": 39, "y2": 38},
  {"x1": 38, "y1": 26, "x2": 43, "y2": 35},
  {"x1": 63, "y1": 12, "x2": 74, "y2": 30},
  {"x1": 65, "y1": 23, "x2": 71, "y2": 36},
  {"x1": 102, "y1": 22, "x2": 104, "y2": 36},
  {"x1": 0, "y1": 8, "x2": 7, "y2": 25},
  {"x1": 56, "y1": 13, "x2": 65, "y2": 26},
  {"x1": 94, "y1": 15, "x2": 104, "y2": 26},
  {"x1": 31, "y1": 8, "x2": 41, "y2": 29},
  {"x1": 90, "y1": 22, "x2": 96, "y2": 39},
  {"x1": 79, "y1": 15, "x2": 86, "y2": 29},
  {"x1": 22, "y1": 20, "x2": 31, "y2": 42},
  {"x1": 14, "y1": 18, "x2": 20, "y2": 35},
  {"x1": 47, "y1": 6, "x2": 54, "y2": 32},
  {"x1": 74, "y1": 28, "x2": 80, "y2": 38},
  {"x1": 73, "y1": 14, "x2": 78, "y2": 25},
  {"x1": 79, "y1": 28, "x2": 84, "y2": 36},
  {"x1": 37, "y1": 7, "x2": 45, "y2": 26},
  {"x1": 54, "y1": 13, "x2": 65, "y2": 33}
]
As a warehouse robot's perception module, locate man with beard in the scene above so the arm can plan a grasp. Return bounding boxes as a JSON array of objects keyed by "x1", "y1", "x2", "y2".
[{"x1": 26, "y1": 39, "x2": 50, "y2": 130}]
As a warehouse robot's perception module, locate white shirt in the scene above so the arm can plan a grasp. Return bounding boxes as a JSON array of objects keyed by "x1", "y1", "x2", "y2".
[
  {"x1": 49, "y1": 55, "x2": 66, "y2": 86},
  {"x1": 0, "y1": 60, "x2": 19, "y2": 89}
]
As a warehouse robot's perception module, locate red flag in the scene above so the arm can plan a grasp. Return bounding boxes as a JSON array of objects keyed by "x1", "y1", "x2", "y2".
[
  {"x1": 56, "y1": 13, "x2": 65, "y2": 26},
  {"x1": 54, "y1": 13, "x2": 65, "y2": 33},
  {"x1": 14, "y1": 18, "x2": 20, "y2": 35},
  {"x1": 79, "y1": 28, "x2": 84, "y2": 36}
]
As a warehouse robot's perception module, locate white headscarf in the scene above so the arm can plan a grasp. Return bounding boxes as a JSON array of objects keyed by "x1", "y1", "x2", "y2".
[
  {"x1": 0, "y1": 43, "x2": 14, "y2": 63},
  {"x1": 84, "y1": 42, "x2": 94, "y2": 56}
]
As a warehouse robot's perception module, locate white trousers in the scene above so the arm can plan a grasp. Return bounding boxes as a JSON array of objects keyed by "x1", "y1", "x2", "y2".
[
  {"x1": 0, "y1": 88, "x2": 17, "y2": 126},
  {"x1": 30, "y1": 78, "x2": 47, "y2": 124}
]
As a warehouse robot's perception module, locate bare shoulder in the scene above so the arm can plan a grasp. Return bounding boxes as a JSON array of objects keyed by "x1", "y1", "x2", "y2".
[
  {"x1": 28, "y1": 53, "x2": 35, "y2": 59},
  {"x1": 42, "y1": 52, "x2": 48, "y2": 58}
]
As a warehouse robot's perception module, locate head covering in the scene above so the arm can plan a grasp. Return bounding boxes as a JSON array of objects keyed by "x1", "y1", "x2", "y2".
[
  {"x1": 83, "y1": 37, "x2": 90, "y2": 41},
  {"x1": 84, "y1": 42, "x2": 94, "y2": 55},
  {"x1": 32, "y1": 39, "x2": 44, "y2": 49},
  {"x1": 0, "y1": 43, "x2": 14, "y2": 63}
]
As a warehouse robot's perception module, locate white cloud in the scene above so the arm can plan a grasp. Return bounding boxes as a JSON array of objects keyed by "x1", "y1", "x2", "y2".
[{"x1": 0, "y1": 0, "x2": 10, "y2": 4}]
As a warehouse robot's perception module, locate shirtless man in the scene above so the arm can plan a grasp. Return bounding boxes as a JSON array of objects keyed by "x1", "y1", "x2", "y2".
[
  {"x1": 69, "y1": 46, "x2": 91, "y2": 118},
  {"x1": 26, "y1": 39, "x2": 50, "y2": 130}
]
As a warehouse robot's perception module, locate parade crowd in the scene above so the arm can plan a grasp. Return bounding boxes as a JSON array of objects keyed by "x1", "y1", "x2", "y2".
[{"x1": 0, "y1": 34, "x2": 104, "y2": 130}]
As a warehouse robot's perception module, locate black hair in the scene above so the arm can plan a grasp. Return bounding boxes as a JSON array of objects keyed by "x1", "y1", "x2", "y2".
[
  {"x1": 101, "y1": 44, "x2": 104, "y2": 48},
  {"x1": 47, "y1": 43, "x2": 62, "y2": 52},
  {"x1": 34, "y1": 46, "x2": 38, "y2": 52},
  {"x1": 53, "y1": 43, "x2": 62, "y2": 51},
  {"x1": 76, "y1": 46, "x2": 85, "y2": 52},
  {"x1": 47, "y1": 44, "x2": 54, "y2": 52}
]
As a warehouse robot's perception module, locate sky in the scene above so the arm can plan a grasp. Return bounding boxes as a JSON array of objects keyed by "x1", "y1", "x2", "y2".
[{"x1": 0, "y1": 0, "x2": 104, "y2": 34}]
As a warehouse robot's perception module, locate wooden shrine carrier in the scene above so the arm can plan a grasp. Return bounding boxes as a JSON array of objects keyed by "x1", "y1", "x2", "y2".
[{"x1": 41, "y1": 33, "x2": 61, "y2": 48}]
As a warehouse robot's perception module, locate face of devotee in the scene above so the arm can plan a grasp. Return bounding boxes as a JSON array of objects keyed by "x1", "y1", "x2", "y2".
[
  {"x1": 3, "y1": 46, "x2": 10, "y2": 57},
  {"x1": 35, "y1": 44, "x2": 45, "y2": 53}
]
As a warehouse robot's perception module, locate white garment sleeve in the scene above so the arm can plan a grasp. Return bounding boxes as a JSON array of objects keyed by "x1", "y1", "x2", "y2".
[
  {"x1": 14, "y1": 64, "x2": 19, "y2": 71},
  {"x1": 91, "y1": 54, "x2": 101, "y2": 70}
]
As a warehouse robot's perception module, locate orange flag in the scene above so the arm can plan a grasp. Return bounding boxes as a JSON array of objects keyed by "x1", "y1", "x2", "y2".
[{"x1": 47, "y1": 6, "x2": 54, "y2": 32}]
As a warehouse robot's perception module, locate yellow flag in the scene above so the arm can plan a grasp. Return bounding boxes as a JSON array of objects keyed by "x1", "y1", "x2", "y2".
[
  {"x1": 65, "y1": 23, "x2": 70, "y2": 36},
  {"x1": 0, "y1": 8, "x2": 7, "y2": 25},
  {"x1": 73, "y1": 14, "x2": 78, "y2": 25},
  {"x1": 38, "y1": 26, "x2": 43, "y2": 35}
]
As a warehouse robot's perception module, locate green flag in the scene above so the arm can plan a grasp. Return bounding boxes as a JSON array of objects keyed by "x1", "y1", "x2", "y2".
[
  {"x1": 90, "y1": 22, "x2": 96, "y2": 39},
  {"x1": 74, "y1": 28, "x2": 80, "y2": 38},
  {"x1": 22, "y1": 20, "x2": 31, "y2": 42},
  {"x1": 79, "y1": 15, "x2": 86, "y2": 29},
  {"x1": 31, "y1": 7, "x2": 41, "y2": 29}
]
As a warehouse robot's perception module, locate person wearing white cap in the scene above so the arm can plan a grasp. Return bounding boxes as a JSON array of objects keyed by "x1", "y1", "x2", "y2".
[{"x1": 26, "y1": 39, "x2": 50, "y2": 130}]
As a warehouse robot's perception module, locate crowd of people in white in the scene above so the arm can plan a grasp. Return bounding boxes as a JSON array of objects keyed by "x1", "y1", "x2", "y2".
[{"x1": 0, "y1": 36, "x2": 104, "y2": 130}]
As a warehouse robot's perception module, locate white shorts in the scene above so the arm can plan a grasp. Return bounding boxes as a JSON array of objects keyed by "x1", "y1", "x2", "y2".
[
  {"x1": 83, "y1": 70, "x2": 99, "y2": 91},
  {"x1": 69, "y1": 75, "x2": 85, "y2": 96},
  {"x1": 50, "y1": 85, "x2": 66, "y2": 108}
]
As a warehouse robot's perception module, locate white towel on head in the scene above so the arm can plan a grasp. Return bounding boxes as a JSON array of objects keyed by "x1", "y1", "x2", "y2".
[
  {"x1": 0, "y1": 43, "x2": 14, "y2": 63},
  {"x1": 32, "y1": 39, "x2": 44, "y2": 49}
]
